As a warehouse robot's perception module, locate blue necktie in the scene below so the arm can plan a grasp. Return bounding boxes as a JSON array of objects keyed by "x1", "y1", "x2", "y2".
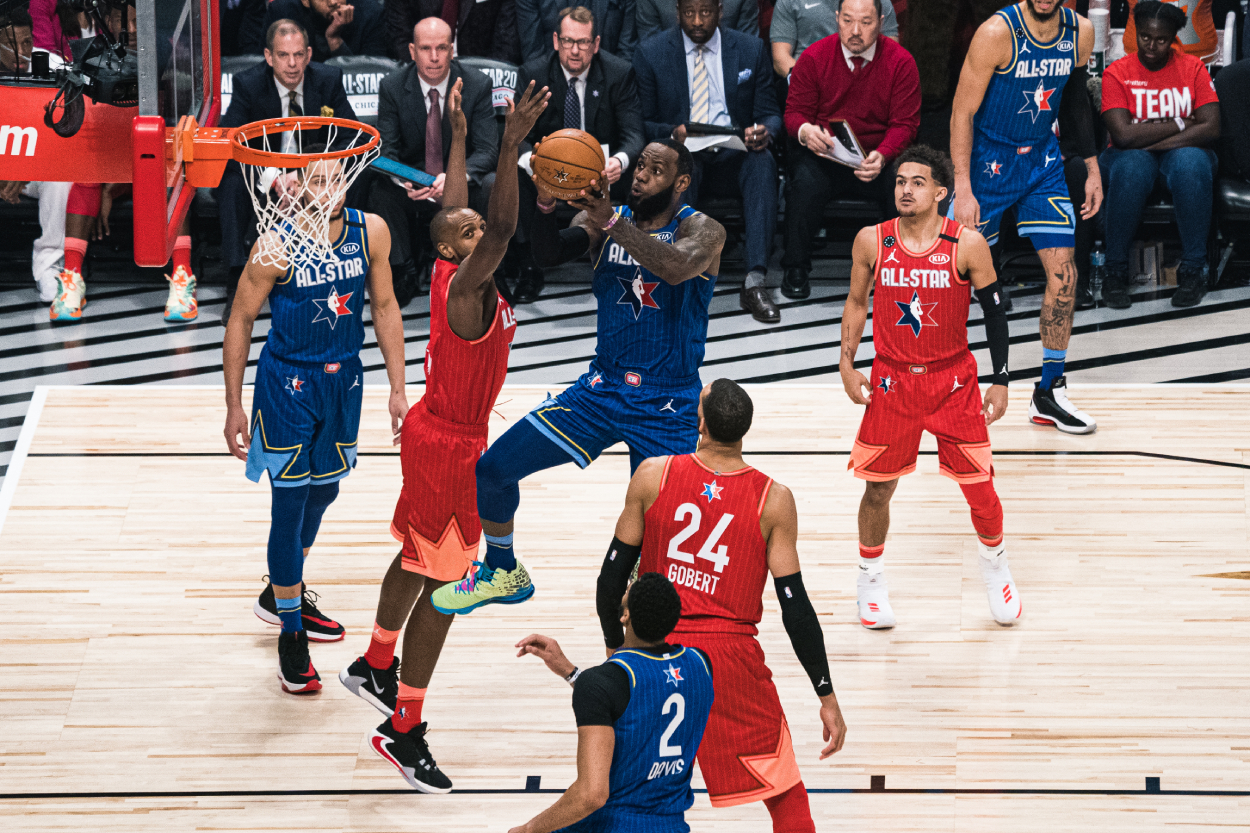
[{"x1": 564, "y1": 78, "x2": 581, "y2": 130}]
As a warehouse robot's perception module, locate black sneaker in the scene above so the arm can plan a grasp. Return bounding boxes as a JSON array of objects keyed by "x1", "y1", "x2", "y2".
[
  {"x1": 1171, "y1": 264, "x2": 1207, "y2": 308},
  {"x1": 254, "y1": 577, "x2": 346, "y2": 642},
  {"x1": 1029, "y1": 376, "x2": 1096, "y2": 434},
  {"x1": 1101, "y1": 266, "x2": 1132, "y2": 309},
  {"x1": 277, "y1": 630, "x2": 322, "y2": 694},
  {"x1": 369, "y1": 719, "x2": 453, "y2": 794},
  {"x1": 339, "y1": 655, "x2": 398, "y2": 715}
]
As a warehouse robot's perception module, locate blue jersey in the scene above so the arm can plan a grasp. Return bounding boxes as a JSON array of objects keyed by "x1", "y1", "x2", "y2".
[
  {"x1": 591, "y1": 205, "x2": 717, "y2": 384},
  {"x1": 264, "y1": 208, "x2": 371, "y2": 366},
  {"x1": 973, "y1": 3, "x2": 1080, "y2": 148}
]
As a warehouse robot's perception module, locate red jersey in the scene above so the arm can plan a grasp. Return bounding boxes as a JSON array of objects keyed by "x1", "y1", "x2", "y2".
[
  {"x1": 1102, "y1": 50, "x2": 1219, "y2": 124},
  {"x1": 871, "y1": 216, "x2": 970, "y2": 366},
  {"x1": 639, "y1": 454, "x2": 775, "y2": 636},
  {"x1": 421, "y1": 259, "x2": 516, "y2": 425}
]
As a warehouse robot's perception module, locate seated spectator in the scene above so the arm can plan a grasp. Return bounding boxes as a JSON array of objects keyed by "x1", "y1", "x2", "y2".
[
  {"x1": 636, "y1": 0, "x2": 757, "y2": 42},
  {"x1": 0, "y1": 4, "x2": 33, "y2": 72},
  {"x1": 781, "y1": 0, "x2": 918, "y2": 299},
  {"x1": 370, "y1": 17, "x2": 500, "y2": 304},
  {"x1": 383, "y1": 0, "x2": 521, "y2": 62},
  {"x1": 29, "y1": 0, "x2": 82, "y2": 62},
  {"x1": 223, "y1": 0, "x2": 270, "y2": 56},
  {"x1": 509, "y1": 4, "x2": 644, "y2": 302},
  {"x1": 770, "y1": 0, "x2": 897, "y2": 79},
  {"x1": 218, "y1": 19, "x2": 359, "y2": 323},
  {"x1": 634, "y1": 0, "x2": 783, "y2": 323},
  {"x1": 517, "y1": 0, "x2": 636, "y2": 61},
  {"x1": 262, "y1": 0, "x2": 388, "y2": 61},
  {"x1": 1099, "y1": 0, "x2": 1220, "y2": 310}
]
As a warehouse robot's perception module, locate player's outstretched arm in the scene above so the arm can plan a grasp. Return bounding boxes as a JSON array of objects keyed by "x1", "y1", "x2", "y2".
[
  {"x1": 364, "y1": 216, "x2": 408, "y2": 443},
  {"x1": 443, "y1": 78, "x2": 469, "y2": 210},
  {"x1": 222, "y1": 243, "x2": 282, "y2": 461},
  {"x1": 764, "y1": 483, "x2": 848, "y2": 759},
  {"x1": 596, "y1": 457, "x2": 663, "y2": 651},
  {"x1": 950, "y1": 16, "x2": 1010, "y2": 229},
  {"x1": 508, "y1": 726, "x2": 614, "y2": 833},
  {"x1": 840, "y1": 226, "x2": 877, "y2": 406},
  {"x1": 960, "y1": 228, "x2": 1010, "y2": 425}
]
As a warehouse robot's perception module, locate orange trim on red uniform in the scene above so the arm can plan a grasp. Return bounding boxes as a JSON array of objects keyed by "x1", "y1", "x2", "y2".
[
  {"x1": 707, "y1": 719, "x2": 803, "y2": 808},
  {"x1": 688, "y1": 452, "x2": 755, "y2": 477},
  {"x1": 894, "y1": 216, "x2": 946, "y2": 259},
  {"x1": 939, "y1": 440, "x2": 993, "y2": 484},
  {"x1": 401, "y1": 516, "x2": 480, "y2": 581},
  {"x1": 658, "y1": 455, "x2": 675, "y2": 492},
  {"x1": 756, "y1": 478, "x2": 774, "y2": 517},
  {"x1": 848, "y1": 439, "x2": 915, "y2": 481}
]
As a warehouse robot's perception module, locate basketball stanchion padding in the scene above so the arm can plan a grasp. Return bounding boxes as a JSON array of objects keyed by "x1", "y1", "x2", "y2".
[{"x1": 531, "y1": 129, "x2": 606, "y2": 201}]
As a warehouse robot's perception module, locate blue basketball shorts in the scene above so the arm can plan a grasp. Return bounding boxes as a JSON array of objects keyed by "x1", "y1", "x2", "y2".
[
  {"x1": 524, "y1": 363, "x2": 700, "y2": 473},
  {"x1": 246, "y1": 351, "x2": 363, "y2": 488},
  {"x1": 958, "y1": 137, "x2": 1075, "y2": 251}
]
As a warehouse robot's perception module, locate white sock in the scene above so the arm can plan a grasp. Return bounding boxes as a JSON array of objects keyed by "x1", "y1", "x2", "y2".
[
  {"x1": 744, "y1": 270, "x2": 766, "y2": 290},
  {"x1": 978, "y1": 540, "x2": 1006, "y2": 562}
]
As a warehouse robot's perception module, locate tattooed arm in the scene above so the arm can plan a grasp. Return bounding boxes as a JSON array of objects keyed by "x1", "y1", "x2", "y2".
[{"x1": 840, "y1": 226, "x2": 877, "y2": 406}]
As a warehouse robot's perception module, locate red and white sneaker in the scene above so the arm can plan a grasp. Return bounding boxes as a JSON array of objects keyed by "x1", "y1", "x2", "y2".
[
  {"x1": 277, "y1": 630, "x2": 322, "y2": 694},
  {"x1": 254, "y1": 577, "x2": 345, "y2": 642},
  {"x1": 979, "y1": 549, "x2": 1022, "y2": 625},
  {"x1": 856, "y1": 570, "x2": 896, "y2": 629}
]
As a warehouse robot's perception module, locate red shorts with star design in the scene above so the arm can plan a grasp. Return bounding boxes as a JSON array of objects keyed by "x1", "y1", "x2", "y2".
[
  {"x1": 849, "y1": 352, "x2": 993, "y2": 484},
  {"x1": 389, "y1": 401, "x2": 484, "y2": 582}
]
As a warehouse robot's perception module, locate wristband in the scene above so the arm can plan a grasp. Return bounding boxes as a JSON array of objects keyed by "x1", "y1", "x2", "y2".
[
  {"x1": 536, "y1": 196, "x2": 557, "y2": 214},
  {"x1": 602, "y1": 211, "x2": 620, "y2": 231},
  {"x1": 1174, "y1": 117, "x2": 1186, "y2": 132},
  {"x1": 565, "y1": 666, "x2": 581, "y2": 687}
]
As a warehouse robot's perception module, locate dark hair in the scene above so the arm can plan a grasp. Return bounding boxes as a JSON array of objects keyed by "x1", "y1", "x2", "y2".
[
  {"x1": 430, "y1": 205, "x2": 476, "y2": 247},
  {"x1": 557, "y1": 5, "x2": 597, "y2": 39},
  {"x1": 648, "y1": 138, "x2": 693, "y2": 179},
  {"x1": 893, "y1": 144, "x2": 954, "y2": 191},
  {"x1": 266, "y1": 18, "x2": 310, "y2": 52},
  {"x1": 703, "y1": 378, "x2": 753, "y2": 444},
  {"x1": 627, "y1": 572, "x2": 682, "y2": 642},
  {"x1": 1, "y1": 6, "x2": 33, "y2": 28},
  {"x1": 1133, "y1": 0, "x2": 1187, "y2": 35},
  {"x1": 838, "y1": 0, "x2": 883, "y2": 17}
]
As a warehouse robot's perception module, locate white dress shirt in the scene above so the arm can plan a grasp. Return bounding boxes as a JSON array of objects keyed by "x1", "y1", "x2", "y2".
[
  {"x1": 683, "y1": 29, "x2": 731, "y2": 128},
  {"x1": 841, "y1": 38, "x2": 877, "y2": 71},
  {"x1": 274, "y1": 76, "x2": 306, "y2": 152},
  {"x1": 418, "y1": 73, "x2": 451, "y2": 107}
]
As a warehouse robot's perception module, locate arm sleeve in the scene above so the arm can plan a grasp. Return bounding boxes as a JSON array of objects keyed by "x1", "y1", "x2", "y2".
[
  {"x1": 774, "y1": 572, "x2": 834, "y2": 697},
  {"x1": 1058, "y1": 64, "x2": 1097, "y2": 159},
  {"x1": 596, "y1": 537, "x2": 642, "y2": 649},
  {"x1": 978, "y1": 280, "x2": 1011, "y2": 386},
  {"x1": 572, "y1": 664, "x2": 632, "y2": 726}
]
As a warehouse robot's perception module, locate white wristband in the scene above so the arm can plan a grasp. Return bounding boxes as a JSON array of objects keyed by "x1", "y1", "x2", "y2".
[
  {"x1": 565, "y1": 667, "x2": 582, "y2": 687},
  {"x1": 1174, "y1": 116, "x2": 1186, "y2": 132}
]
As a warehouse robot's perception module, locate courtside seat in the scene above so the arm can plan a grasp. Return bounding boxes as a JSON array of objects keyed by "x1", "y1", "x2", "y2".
[
  {"x1": 456, "y1": 56, "x2": 521, "y2": 121},
  {"x1": 324, "y1": 55, "x2": 401, "y2": 127},
  {"x1": 1216, "y1": 176, "x2": 1250, "y2": 226}
]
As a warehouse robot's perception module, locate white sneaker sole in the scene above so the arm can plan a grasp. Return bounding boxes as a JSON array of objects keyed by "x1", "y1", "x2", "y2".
[
  {"x1": 368, "y1": 731, "x2": 453, "y2": 794},
  {"x1": 339, "y1": 668, "x2": 395, "y2": 716},
  {"x1": 1028, "y1": 402, "x2": 1097, "y2": 435},
  {"x1": 253, "y1": 600, "x2": 344, "y2": 642}
]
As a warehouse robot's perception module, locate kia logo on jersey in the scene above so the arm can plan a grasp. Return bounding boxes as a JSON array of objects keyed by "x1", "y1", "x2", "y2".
[
  {"x1": 340, "y1": 242, "x2": 361, "y2": 255},
  {"x1": 929, "y1": 253, "x2": 951, "y2": 265}
]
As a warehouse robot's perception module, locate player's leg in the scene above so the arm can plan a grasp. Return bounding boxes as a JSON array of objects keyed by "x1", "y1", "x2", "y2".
[
  {"x1": 1160, "y1": 146, "x2": 1218, "y2": 308},
  {"x1": 856, "y1": 479, "x2": 899, "y2": 629},
  {"x1": 763, "y1": 783, "x2": 816, "y2": 833},
  {"x1": 50, "y1": 183, "x2": 98, "y2": 321},
  {"x1": 618, "y1": 383, "x2": 701, "y2": 474}
]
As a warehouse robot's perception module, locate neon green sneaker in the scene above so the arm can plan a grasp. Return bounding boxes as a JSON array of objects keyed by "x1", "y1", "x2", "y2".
[{"x1": 430, "y1": 561, "x2": 534, "y2": 615}]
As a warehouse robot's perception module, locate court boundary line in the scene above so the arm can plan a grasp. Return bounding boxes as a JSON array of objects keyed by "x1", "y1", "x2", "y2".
[{"x1": 0, "y1": 386, "x2": 47, "y2": 537}]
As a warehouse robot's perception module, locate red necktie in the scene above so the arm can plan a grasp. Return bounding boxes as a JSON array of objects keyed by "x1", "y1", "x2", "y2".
[
  {"x1": 851, "y1": 56, "x2": 864, "y2": 74},
  {"x1": 425, "y1": 89, "x2": 443, "y2": 177}
]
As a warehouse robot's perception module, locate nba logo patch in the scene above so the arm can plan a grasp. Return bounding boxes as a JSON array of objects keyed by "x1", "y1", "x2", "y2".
[
  {"x1": 324, "y1": 362, "x2": 340, "y2": 374},
  {"x1": 883, "y1": 235, "x2": 896, "y2": 248},
  {"x1": 625, "y1": 372, "x2": 642, "y2": 387}
]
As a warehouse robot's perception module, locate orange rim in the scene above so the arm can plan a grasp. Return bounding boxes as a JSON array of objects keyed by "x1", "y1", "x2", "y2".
[{"x1": 230, "y1": 116, "x2": 381, "y2": 168}]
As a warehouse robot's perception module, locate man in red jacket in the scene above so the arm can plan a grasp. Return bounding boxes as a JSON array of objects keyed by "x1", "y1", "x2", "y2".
[{"x1": 780, "y1": 0, "x2": 919, "y2": 299}]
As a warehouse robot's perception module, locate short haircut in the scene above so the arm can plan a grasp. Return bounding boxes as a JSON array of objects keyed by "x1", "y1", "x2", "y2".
[
  {"x1": 430, "y1": 206, "x2": 477, "y2": 247},
  {"x1": 1133, "y1": 0, "x2": 1187, "y2": 35},
  {"x1": 1, "y1": 6, "x2": 33, "y2": 28},
  {"x1": 648, "y1": 138, "x2": 693, "y2": 179},
  {"x1": 266, "y1": 19, "x2": 310, "y2": 52},
  {"x1": 703, "y1": 378, "x2": 753, "y2": 444},
  {"x1": 839, "y1": 0, "x2": 883, "y2": 17},
  {"x1": 627, "y1": 572, "x2": 682, "y2": 642},
  {"x1": 893, "y1": 144, "x2": 954, "y2": 191},
  {"x1": 557, "y1": 5, "x2": 597, "y2": 39}
]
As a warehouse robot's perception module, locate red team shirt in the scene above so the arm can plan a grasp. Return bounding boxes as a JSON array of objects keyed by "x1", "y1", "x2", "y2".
[{"x1": 1102, "y1": 49, "x2": 1219, "y2": 125}]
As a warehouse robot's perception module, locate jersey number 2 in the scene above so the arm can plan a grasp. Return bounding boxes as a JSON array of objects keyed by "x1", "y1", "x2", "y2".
[
  {"x1": 666, "y1": 503, "x2": 732, "y2": 573},
  {"x1": 659, "y1": 693, "x2": 685, "y2": 757}
]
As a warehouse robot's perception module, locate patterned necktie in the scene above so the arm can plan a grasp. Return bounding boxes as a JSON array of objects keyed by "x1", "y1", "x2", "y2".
[
  {"x1": 564, "y1": 77, "x2": 581, "y2": 130},
  {"x1": 283, "y1": 93, "x2": 302, "y2": 153},
  {"x1": 425, "y1": 88, "x2": 443, "y2": 177},
  {"x1": 288, "y1": 93, "x2": 302, "y2": 117},
  {"x1": 690, "y1": 46, "x2": 710, "y2": 123},
  {"x1": 851, "y1": 56, "x2": 864, "y2": 74}
]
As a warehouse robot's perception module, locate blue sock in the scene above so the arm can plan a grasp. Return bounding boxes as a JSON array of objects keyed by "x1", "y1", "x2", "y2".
[
  {"x1": 1040, "y1": 348, "x2": 1066, "y2": 389},
  {"x1": 276, "y1": 595, "x2": 303, "y2": 632},
  {"x1": 484, "y1": 531, "x2": 516, "y2": 571}
]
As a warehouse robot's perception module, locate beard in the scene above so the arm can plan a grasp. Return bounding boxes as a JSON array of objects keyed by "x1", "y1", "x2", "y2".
[
  {"x1": 628, "y1": 181, "x2": 676, "y2": 223},
  {"x1": 1025, "y1": 0, "x2": 1061, "y2": 22}
]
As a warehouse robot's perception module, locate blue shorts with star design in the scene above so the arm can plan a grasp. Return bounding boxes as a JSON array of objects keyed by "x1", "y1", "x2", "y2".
[
  {"x1": 246, "y1": 349, "x2": 363, "y2": 488},
  {"x1": 954, "y1": 135, "x2": 1075, "y2": 251},
  {"x1": 524, "y1": 361, "x2": 700, "y2": 474}
]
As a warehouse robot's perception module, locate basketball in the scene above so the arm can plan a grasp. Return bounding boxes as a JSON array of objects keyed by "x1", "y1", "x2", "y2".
[{"x1": 531, "y1": 129, "x2": 606, "y2": 201}]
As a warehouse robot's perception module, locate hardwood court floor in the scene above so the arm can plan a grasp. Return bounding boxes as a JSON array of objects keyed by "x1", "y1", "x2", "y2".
[{"x1": 1, "y1": 385, "x2": 1248, "y2": 831}]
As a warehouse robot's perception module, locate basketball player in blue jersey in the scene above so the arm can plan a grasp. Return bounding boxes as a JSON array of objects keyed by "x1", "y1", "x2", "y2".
[
  {"x1": 430, "y1": 139, "x2": 726, "y2": 615},
  {"x1": 223, "y1": 151, "x2": 409, "y2": 694},
  {"x1": 951, "y1": 0, "x2": 1103, "y2": 434},
  {"x1": 512, "y1": 572, "x2": 714, "y2": 833}
]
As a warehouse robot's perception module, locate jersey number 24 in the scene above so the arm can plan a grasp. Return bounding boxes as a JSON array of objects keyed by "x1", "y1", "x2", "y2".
[{"x1": 666, "y1": 503, "x2": 732, "y2": 573}]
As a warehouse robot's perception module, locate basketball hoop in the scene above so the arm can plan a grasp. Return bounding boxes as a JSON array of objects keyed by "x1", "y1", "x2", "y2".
[{"x1": 230, "y1": 116, "x2": 381, "y2": 269}]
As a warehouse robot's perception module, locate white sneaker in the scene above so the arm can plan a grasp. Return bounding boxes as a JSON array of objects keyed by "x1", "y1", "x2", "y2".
[
  {"x1": 1029, "y1": 376, "x2": 1096, "y2": 434},
  {"x1": 856, "y1": 570, "x2": 896, "y2": 629},
  {"x1": 36, "y1": 274, "x2": 59, "y2": 303},
  {"x1": 979, "y1": 553, "x2": 1022, "y2": 624}
]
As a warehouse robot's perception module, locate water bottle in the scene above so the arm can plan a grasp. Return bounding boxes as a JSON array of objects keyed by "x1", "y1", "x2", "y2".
[{"x1": 1091, "y1": 242, "x2": 1106, "y2": 301}]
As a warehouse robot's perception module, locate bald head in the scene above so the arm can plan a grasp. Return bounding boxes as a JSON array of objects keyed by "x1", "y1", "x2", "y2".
[
  {"x1": 431, "y1": 207, "x2": 485, "y2": 264},
  {"x1": 411, "y1": 17, "x2": 453, "y2": 85}
]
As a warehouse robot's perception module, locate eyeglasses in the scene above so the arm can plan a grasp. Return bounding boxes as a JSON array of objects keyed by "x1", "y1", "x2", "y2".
[{"x1": 558, "y1": 37, "x2": 595, "y2": 50}]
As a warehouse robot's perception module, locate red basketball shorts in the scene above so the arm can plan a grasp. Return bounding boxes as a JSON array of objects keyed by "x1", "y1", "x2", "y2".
[
  {"x1": 389, "y1": 401, "x2": 486, "y2": 582},
  {"x1": 674, "y1": 631, "x2": 801, "y2": 807},
  {"x1": 849, "y1": 352, "x2": 993, "y2": 484}
]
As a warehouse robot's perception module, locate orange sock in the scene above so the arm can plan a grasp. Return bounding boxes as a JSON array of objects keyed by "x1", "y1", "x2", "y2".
[
  {"x1": 63, "y1": 237, "x2": 88, "y2": 275},
  {"x1": 172, "y1": 235, "x2": 192, "y2": 274},
  {"x1": 364, "y1": 622, "x2": 400, "y2": 670},
  {"x1": 391, "y1": 682, "x2": 426, "y2": 732}
]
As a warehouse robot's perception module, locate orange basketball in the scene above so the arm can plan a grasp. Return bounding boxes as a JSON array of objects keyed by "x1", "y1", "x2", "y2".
[{"x1": 531, "y1": 129, "x2": 606, "y2": 201}]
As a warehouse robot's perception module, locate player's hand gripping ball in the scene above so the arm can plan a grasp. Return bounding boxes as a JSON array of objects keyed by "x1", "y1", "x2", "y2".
[{"x1": 531, "y1": 129, "x2": 606, "y2": 201}]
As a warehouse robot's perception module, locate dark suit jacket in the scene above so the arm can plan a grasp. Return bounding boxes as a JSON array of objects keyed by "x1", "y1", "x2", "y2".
[
  {"x1": 262, "y1": 0, "x2": 388, "y2": 62},
  {"x1": 516, "y1": 50, "x2": 644, "y2": 165},
  {"x1": 636, "y1": 0, "x2": 758, "y2": 42},
  {"x1": 376, "y1": 61, "x2": 500, "y2": 184},
  {"x1": 383, "y1": 0, "x2": 521, "y2": 63},
  {"x1": 633, "y1": 27, "x2": 782, "y2": 143},
  {"x1": 220, "y1": 60, "x2": 358, "y2": 131},
  {"x1": 516, "y1": 0, "x2": 637, "y2": 63}
]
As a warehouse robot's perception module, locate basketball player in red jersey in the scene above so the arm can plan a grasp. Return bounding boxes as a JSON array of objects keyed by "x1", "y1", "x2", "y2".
[
  {"x1": 841, "y1": 145, "x2": 1020, "y2": 630},
  {"x1": 595, "y1": 379, "x2": 847, "y2": 832},
  {"x1": 337, "y1": 79, "x2": 550, "y2": 793}
]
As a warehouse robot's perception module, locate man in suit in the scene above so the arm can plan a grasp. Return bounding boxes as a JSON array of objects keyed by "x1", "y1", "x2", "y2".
[
  {"x1": 634, "y1": 0, "x2": 784, "y2": 323},
  {"x1": 383, "y1": 0, "x2": 521, "y2": 63},
  {"x1": 369, "y1": 16, "x2": 500, "y2": 304},
  {"x1": 636, "y1": 0, "x2": 757, "y2": 41},
  {"x1": 509, "y1": 5, "x2": 645, "y2": 303},
  {"x1": 517, "y1": 0, "x2": 637, "y2": 61},
  {"x1": 261, "y1": 0, "x2": 389, "y2": 61},
  {"x1": 217, "y1": 18, "x2": 359, "y2": 324}
]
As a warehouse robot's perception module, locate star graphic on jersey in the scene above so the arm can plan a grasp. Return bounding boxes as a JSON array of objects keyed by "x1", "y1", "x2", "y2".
[
  {"x1": 285, "y1": 375, "x2": 304, "y2": 394},
  {"x1": 1018, "y1": 79, "x2": 1056, "y2": 123},
  {"x1": 251, "y1": 444, "x2": 297, "y2": 480},
  {"x1": 616, "y1": 272, "x2": 661, "y2": 320},
  {"x1": 984, "y1": 159, "x2": 1002, "y2": 177},
  {"x1": 877, "y1": 375, "x2": 895, "y2": 394},
  {"x1": 894, "y1": 290, "x2": 939, "y2": 337},
  {"x1": 701, "y1": 481, "x2": 723, "y2": 502},
  {"x1": 663, "y1": 663, "x2": 683, "y2": 687},
  {"x1": 589, "y1": 372, "x2": 604, "y2": 388},
  {"x1": 311, "y1": 286, "x2": 355, "y2": 329}
]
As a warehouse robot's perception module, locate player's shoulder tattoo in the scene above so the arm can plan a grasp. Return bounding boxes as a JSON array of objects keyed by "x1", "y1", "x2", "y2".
[{"x1": 678, "y1": 211, "x2": 726, "y2": 254}]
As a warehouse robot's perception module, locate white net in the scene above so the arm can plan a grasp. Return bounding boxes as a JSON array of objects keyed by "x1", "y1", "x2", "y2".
[{"x1": 236, "y1": 120, "x2": 380, "y2": 269}]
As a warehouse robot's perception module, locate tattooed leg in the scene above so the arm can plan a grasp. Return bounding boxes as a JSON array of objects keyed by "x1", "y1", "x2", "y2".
[{"x1": 1037, "y1": 247, "x2": 1078, "y2": 351}]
